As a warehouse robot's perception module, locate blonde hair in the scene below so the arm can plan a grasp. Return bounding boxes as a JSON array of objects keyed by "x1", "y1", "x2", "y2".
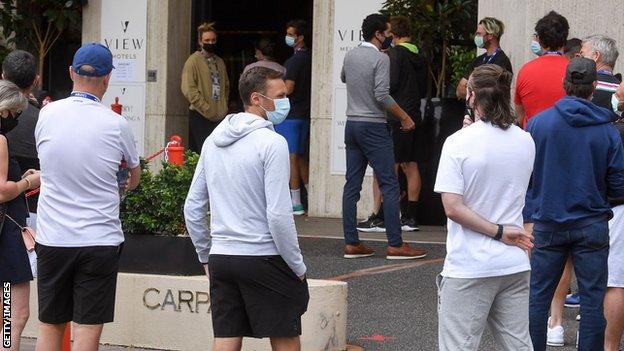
[
  {"x1": 197, "y1": 22, "x2": 217, "y2": 40},
  {"x1": 479, "y1": 17, "x2": 505, "y2": 39},
  {"x1": 0, "y1": 80, "x2": 28, "y2": 114}
]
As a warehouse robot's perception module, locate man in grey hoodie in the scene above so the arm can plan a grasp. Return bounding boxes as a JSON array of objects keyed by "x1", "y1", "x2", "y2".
[{"x1": 184, "y1": 66, "x2": 308, "y2": 351}]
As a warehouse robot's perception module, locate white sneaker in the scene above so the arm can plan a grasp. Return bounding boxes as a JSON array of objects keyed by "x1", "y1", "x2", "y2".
[{"x1": 547, "y1": 317, "x2": 565, "y2": 347}]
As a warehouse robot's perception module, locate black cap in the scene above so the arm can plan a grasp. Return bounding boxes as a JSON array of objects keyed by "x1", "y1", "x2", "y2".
[{"x1": 565, "y1": 57, "x2": 597, "y2": 84}]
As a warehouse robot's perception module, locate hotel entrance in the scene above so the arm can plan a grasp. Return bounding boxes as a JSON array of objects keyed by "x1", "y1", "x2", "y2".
[{"x1": 190, "y1": 0, "x2": 314, "y2": 109}]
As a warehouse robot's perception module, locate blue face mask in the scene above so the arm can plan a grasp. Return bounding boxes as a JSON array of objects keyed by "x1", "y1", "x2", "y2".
[
  {"x1": 285, "y1": 35, "x2": 296, "y2": 48},
  {"x1": 531, "y1": 40, "x2": 542, "y2": 56},
  {"x1": 474, "y1": 35, "x2": 485, "y2": 49},
  {"x1": 612, "y1": 94, "x2": 622, "y2": 115},
  {"x1": 259, "y1": 94, "x2": 290, "y2": 125}
]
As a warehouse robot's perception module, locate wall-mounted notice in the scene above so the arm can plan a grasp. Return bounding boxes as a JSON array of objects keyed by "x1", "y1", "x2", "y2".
[{"x1": 100, "y1": 0, "x2": 147, "y2": 155}]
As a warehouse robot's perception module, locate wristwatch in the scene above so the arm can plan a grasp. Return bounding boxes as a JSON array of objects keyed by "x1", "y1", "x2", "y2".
[{"x1": 494, "y1": 224, "x2": 504, "y2": 241}]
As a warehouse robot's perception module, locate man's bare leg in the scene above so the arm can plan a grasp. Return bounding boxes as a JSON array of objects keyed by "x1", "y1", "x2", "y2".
[
  {"x1": 35, "y1": 323, "x2": 65, "y2": 351},
  {"x1": 72, "y1": 323, "x2": 104, "y2": 351},
  {"x1": 213, "y1": 337, "x2": 243, "y2": 351},
  {"x1": 372, "y1": 174, "x2": 382, "y2": 214},
  {"x1": 549, "y1": 256, "x2": 573, "y2": 328},
  {"x1": 289, "y1": 154, "x2": 301, "y2": 191},
  {"x1": 605, "y1": 287, "x2": 624, "y2": 351},
  {"x1": 270, "y1": 336, "x2": 301, "y2": 351}
]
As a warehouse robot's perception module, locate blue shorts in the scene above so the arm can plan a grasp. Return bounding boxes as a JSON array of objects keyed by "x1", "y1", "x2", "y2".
[{"x1": 274, "y1": 119, "x2": 310, "y2": 155}]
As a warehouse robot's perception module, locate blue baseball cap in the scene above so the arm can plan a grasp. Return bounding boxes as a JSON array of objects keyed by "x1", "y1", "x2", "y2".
[{"x1": 72, "y1": 43, "x2": 114, "y2": 77}]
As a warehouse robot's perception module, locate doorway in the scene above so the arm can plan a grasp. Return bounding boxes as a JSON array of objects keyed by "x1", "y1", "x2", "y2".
[{"x1": 191, "y1": 0, "x2": 314, "y2": 110}]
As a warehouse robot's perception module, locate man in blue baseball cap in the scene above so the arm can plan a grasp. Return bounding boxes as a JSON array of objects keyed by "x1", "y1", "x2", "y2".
[{"x1": 34, "y1": 42, "x2": 141, "y2": 351}]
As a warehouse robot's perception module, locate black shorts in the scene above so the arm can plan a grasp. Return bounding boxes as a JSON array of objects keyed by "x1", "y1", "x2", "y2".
[
  {"x1": 36, "y1": 243, "x2": 122, "y2": 325},
  {"x1": 390, "y1": 119, "x2": 426, "y2": 163},
  {"x1": 208, "y1": 255, "x2": 309, "y2": 338}
]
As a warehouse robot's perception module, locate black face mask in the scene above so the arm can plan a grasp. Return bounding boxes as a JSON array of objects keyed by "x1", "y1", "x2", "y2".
[
  {"x1": 1, "y1": 111, "x2": 20, "y2": 134},
  {"x1": 465, "y1": 91, "x2": 475, "y2": 121},
  {"x1": 202, "y1": 43, "x2": 216, "y2": 53},
  {"x1": 381, "y1": 35, "x2": 393, "y2": 50}
]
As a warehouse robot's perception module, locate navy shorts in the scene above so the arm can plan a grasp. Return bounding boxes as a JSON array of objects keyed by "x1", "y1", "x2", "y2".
[{"x1": 274, "y1": 119, "x2": 310, "y2": 155}]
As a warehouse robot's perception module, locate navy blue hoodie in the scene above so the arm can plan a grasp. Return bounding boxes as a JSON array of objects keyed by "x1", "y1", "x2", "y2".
[{"x1": 524, "y1": 96, "x2": 624, "y2": 231}]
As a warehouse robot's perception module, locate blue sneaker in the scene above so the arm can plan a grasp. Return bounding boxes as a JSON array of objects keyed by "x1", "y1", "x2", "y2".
[
  {"x1": 565, "y1": 293, "x2": 580, "y2": 308},
  {"x1": 293, "y1": 204, "x2": 305, "y2": 216}
]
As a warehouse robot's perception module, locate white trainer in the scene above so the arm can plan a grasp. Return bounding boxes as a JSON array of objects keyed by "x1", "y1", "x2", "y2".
[{"x1": 547, "y1": 317, "x2": 565, "y2": 347}]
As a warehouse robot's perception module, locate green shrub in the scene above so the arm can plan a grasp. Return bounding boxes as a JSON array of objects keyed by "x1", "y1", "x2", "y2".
[{"x1": 121, "y1": 150, "x2": 200, "y2": 236}]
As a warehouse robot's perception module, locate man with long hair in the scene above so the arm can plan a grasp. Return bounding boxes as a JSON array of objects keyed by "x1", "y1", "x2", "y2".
[{"x1": 436, "y1": 64, "x2": 535, "y2": 351}]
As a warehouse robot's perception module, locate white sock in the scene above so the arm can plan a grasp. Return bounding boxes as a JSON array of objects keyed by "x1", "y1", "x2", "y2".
[
  {"x1": 304, "y1": 183, "x2": 309, "y2": 193},
  {"x1": 291, "y1": 188, "x2": 302, "y2": 206}
]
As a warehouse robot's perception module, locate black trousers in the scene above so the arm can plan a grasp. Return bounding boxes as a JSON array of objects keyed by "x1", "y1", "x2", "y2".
[{"x1": 189, "y1": 109, "x2": 220, "y2": 153}]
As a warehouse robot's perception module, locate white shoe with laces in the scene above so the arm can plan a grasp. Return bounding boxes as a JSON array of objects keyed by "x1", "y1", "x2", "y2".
[{"x1": 547, "y1": 317, "x2": 565, "y2": 347}]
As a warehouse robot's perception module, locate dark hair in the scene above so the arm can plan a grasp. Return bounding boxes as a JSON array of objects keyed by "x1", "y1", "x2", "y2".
[
  {"x1": 255, "y1": 38, "x2": 276, "y2": 59},
  {"x1": 535, "y1": 11, "x2": 569, "y2": 50},
  {"x1": 564, "y1": 80, "x2": 594, "y2": 100},
  {"x1": 239, "y1": 66, "x2": 284, "y2": 106},
  {"x1": 564, "y1": 38, "x2": 582, "y2": 59},
  {"x1": 389, "y1": 16, "x2": 410, "y2": 38},
  {"x1": 286, "y1": 19, "x2": 309, "y2": 46},
  {"x1": 2, "y1": 50, "x2": 37, "y2": 90},
  {"x1": 362, "y1": 13, "x2": 388, "y2": 42},
  {"x1": 468, "y1": 64, "x2": 515, "y2": 130}
]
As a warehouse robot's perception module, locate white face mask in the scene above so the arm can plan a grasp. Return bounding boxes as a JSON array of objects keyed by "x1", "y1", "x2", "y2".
[{"x1": 612, "y1": 94, "x2": 623, "y2": 116}]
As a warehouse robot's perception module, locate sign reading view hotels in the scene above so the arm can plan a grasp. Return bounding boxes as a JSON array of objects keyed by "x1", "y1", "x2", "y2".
[{"x1": 100, "y1": 0, "x2": 147, "y2": 155}]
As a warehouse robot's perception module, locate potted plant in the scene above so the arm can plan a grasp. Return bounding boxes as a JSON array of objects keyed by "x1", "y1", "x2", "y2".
[
  {"x1": 382, "y1": 0, "x2": 477, "y2": 225},
  {"x1": 119, "y1": 151, "x2": 205, "y2": 276}
]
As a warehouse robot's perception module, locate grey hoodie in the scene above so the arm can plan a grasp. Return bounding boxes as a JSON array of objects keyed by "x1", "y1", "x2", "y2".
[{"x1": 184, "y1": 112, "x2": 307, "y2": 277}]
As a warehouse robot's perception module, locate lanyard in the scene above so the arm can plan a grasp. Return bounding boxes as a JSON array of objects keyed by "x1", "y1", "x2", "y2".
[
  {"x1": 70, "y1": 91, "x2": 100, "y2": 103},
  {"x1": 482, "y1": 48, "x2": 501, "y2": 64},
  {"x1": 597, "y1": 70, "x2": 614, "y2": 76},
  {"x1": 543, "y1": 51, "x2": 563, "y2": 56}
]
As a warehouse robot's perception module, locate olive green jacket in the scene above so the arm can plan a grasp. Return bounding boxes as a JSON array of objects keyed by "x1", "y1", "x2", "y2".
[{"x1": 181, "y1": 51, "x2": 230, "y2": 122}]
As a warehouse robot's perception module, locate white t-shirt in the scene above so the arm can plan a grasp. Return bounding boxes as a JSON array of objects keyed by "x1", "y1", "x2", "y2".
[
  {"x1": 35, "y1": 95, "x2": 140, "y2": 247},
  {"x1": 434, "y1": 120, "x2": 535, "y2": 278}
]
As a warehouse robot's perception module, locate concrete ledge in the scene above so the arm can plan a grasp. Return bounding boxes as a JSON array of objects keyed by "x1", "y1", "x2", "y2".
[{"x1": 23, "y1": 273, "x2": 348, "y2": 351}]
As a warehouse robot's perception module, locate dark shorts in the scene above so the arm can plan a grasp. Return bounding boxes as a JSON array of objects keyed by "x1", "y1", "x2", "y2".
[
  {"x1": 36, "y1": 243, "x2": 122, "y2": 325},
  {"x1": 389, "y1": 119, "x2": 426, "y2": 163},
  {"x1": 189, "y1": 109, "x2": 220, "y2": 154},
  {"x1": 208, "y1": 255, "x2": 309, "y2": 338}
]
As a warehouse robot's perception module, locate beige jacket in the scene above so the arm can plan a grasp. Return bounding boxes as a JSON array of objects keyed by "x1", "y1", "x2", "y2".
[{"x1": 181, "y1": 51, "x2": 230, "y2": 122}]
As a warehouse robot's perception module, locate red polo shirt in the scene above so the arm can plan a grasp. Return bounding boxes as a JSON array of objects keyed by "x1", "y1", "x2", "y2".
[{"x1": 515, "y1": 54, "x2": 569, "y2": 128}]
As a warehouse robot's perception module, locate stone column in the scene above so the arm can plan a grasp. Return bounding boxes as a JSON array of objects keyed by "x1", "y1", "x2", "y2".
[
  {"x1": 308, "y1": 0, "x2": 374, "y2": 218},
  {"x1": 82, "y1": 0, "x2": 192, "y2": 164}
]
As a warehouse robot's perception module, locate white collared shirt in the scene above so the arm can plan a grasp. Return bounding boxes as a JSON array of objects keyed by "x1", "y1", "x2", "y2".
[{"x1": 360, "y1": 41, "x2": 380, "y2": 51}]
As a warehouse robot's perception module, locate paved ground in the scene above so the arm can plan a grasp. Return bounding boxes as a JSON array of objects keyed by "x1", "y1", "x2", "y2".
[{"x1": 19, "y1": 216, "x2": 621, "y2": 350}]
